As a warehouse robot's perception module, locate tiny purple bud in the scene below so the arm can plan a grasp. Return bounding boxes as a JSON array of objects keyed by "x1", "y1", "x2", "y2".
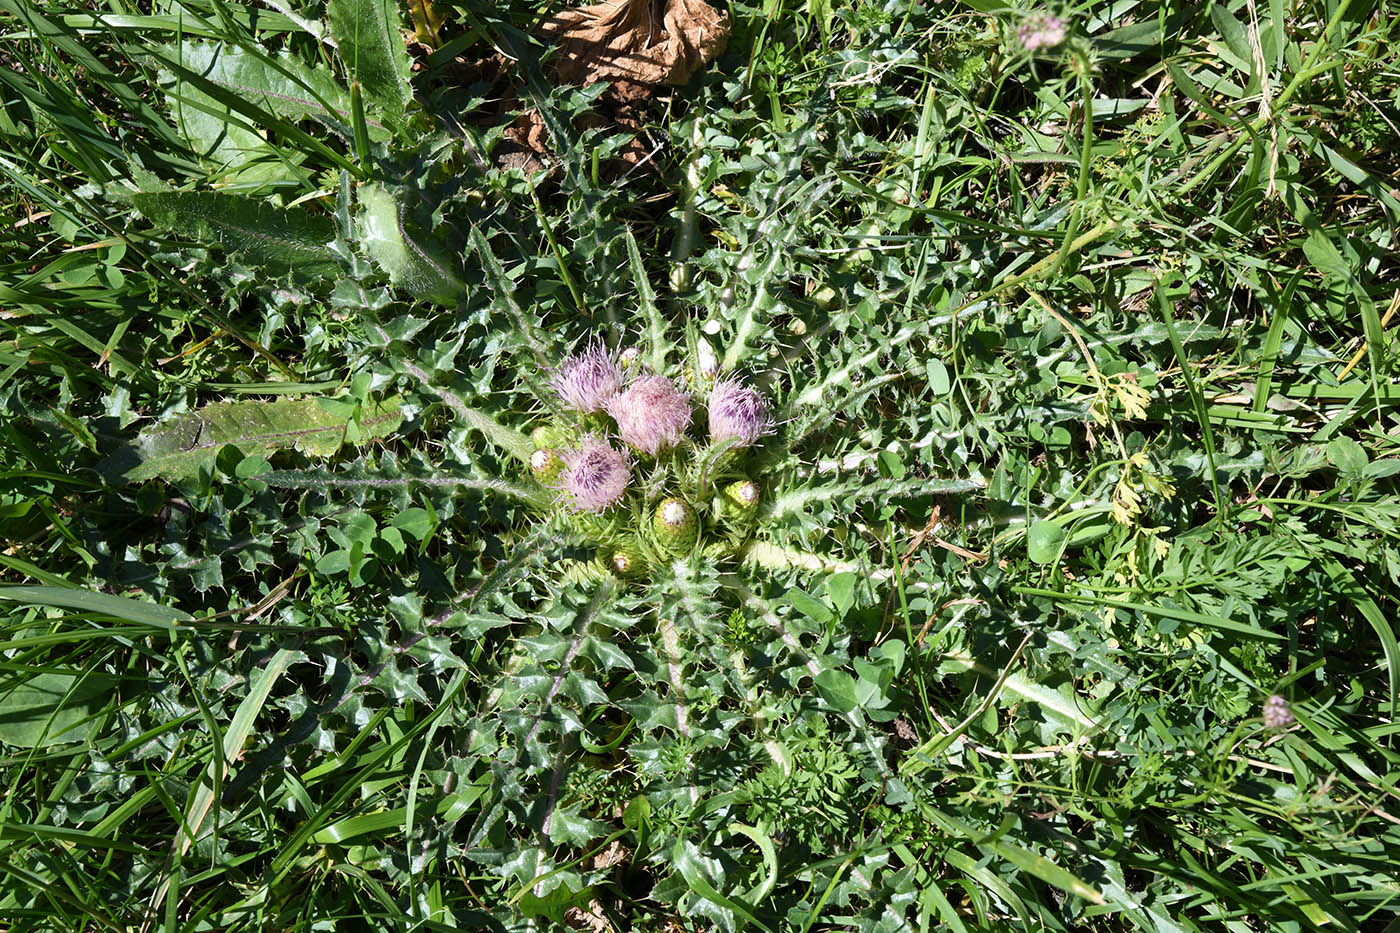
[
  {"x1": 605, "y1": 375, "x2": 693, "y2": 456},
  {"x1": 707, "y1": 377, "x2": 772, "y2": 448},
  {"x1": 1017, "y1": 12, "x2": 1066, "y2": 52},
  {"x1": 1262, "y1": 694, "x2": 1295, "y2": 729},
  {"x1": 552, "y1": 343, "x2": 622, "y2": 414},
  {"x1": 558, "y1": 435, "x2": 631, "y2": 512}
]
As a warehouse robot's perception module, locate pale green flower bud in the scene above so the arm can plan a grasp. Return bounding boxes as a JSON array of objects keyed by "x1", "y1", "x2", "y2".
[
  {"x1": 530, "y1": 447, "x2": 564, "y2": 484},
  {"x1": 609, "y1": 544, "x2": 646, "y2": 578},
  {"x1": 722, "y1": 479, "x2": 761, "y2": 515},
  {"x1": 532, "y1": 423, "x2": 569, "y2": 450},
  {"x1": 653, "y1": 498, "x2": 698, "y2": 548}
]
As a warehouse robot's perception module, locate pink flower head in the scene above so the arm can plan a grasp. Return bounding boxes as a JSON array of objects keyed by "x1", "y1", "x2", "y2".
[
  {"x1": 552, "y1": 343, "x2": 622, "y2": 414},
  {"x1": 1262, "y1": 694, "x2": 1295, "y2": 729},
  {"x1": 1017, "y1": 12, "x2": 1066, "y2": 52},
  {"x1": 558, "y1": 435, "x2": 631, "y2": 512},
  {"x1": 707, "y1": 377, "x2": 772, "y2": 448},
  {"x1": 605, "y1": 375, "x2": 692, "y2": 456}
]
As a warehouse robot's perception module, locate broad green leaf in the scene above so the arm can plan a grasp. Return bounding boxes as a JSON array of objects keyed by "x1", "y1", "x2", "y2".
[
  {"x1": 1209, "y1": 4, "x2": 1252, "y2": 67},
  {"x1": 1027, "y1": 520, "x2": 1067, "y2": 564},
  {"x1": 159, "y1": 41, "x2": 374, "y2": 181},
  {"x1": 96, "y1": 396, "x2": 403, "y2": 483},
  {"x1": 329, "y1": 0, "x2": 412, "y2": 113},
  {"x1": 1327, "y1": 436, "x2": 1368, "y2": 475},
  {"x1": 826, "y1": 572, "x2": 857, "y2": 616},
  {"x1": 815, "y1": 668, "x2": 858, "y2": 713},
  {"x1": 789, "y1": 588, "x2": 832, "y2": 623},
  {"x1": 0, "y1": 671, "x2": 116, "y2": 748},
  {"x1": 132, "y1": 191, "x2": 340, "y2": 279},
  {"x1": 357, "y1": 183, "x2": 464, "y2": 302},
  {"x1": 160, "y1": 47, "x2": 292, "y2": 183},
  {"x1": 391, "y1": 507, "x2": 434, "y2": 539},
  {"x1": 926, "y1": 358, "x2": 950, "y2": 394},
  {"x1": 622, "y1": 795, "x2": 651, "y2": 833}
]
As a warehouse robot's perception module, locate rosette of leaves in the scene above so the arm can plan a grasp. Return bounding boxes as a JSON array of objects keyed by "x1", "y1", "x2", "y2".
[{"x1": 237, "y1": 251, "x2": 983, "y2": 925}]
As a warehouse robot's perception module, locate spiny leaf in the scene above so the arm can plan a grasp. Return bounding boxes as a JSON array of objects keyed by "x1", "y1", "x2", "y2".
[
  {"x1": 97, "y1": 396, "x2": 402, "y2": 483},
  {"x1": 132, "y1": 191, "x2": 340, "y2": 279},
  {"x1": 260, "y1": 468, "x2": 550, "y2": 507}
]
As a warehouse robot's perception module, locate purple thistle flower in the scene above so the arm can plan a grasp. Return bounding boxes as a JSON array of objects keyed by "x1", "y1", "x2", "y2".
[
  {"x1": 552, "y1": 343, "x2": 622, "y2": 414},
  {"x1": 605, "y1": 375, "x2": 693, "y2": 456},
  {"x1": 558, "y1": 435, "x2": 631, "y2": 512},
  {"x1": 1262, "y1": 694, "x2": 1295, "y2": 729},
  {"x1": 1017, "y1": 12, "x2": 1066, "y2": 52},
  {"x1": 708, "y1": 377, "x2": 772, "y2": 448}
]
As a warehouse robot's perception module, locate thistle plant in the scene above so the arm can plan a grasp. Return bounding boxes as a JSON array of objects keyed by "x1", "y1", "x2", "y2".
[
  {"x1": 526, "y1": 343, "x2": 783, "y2": 577},
  {"x1": 11, "y1": 1, "x2": 1390, "y2": 927}
]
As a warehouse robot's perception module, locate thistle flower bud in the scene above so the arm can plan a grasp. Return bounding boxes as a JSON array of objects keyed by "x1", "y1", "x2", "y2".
[
  {"x1": 708, "y1": 377, "x2": 772, "y2": 448},
  {"x1": 531, "y1": 423, "x2": 569, "y2": 450},
  {"x1": 724, "y1": 479, "x2": 761, "y2": 512},
  {"x1": 530, "y1": 447, "x2": 564, "y2": 484},
  {"x1": 606, "y1": 375, "x2": 693, "y2": 456},
  {"x1": 610, "y1": 544, "x2": 645, "y2": 577},
  {"x1": 552, "y1": 343, "x2": 622, "y2": 414},
  {"x1": 619, "y1": 346, "x2": 640, "y2": 366},
  {"x1": 1262, "y1": 694, "x2": 1295, "y2": 729},
  {"x1": 558, "y1": 435, "x2": 631, "y2": 512},
  {"x1": 653, "y1": 498, "x2": 698, "y2": 546},
  {"x1": 719, "y1": 478, "x2": 761, "y2": 528}
]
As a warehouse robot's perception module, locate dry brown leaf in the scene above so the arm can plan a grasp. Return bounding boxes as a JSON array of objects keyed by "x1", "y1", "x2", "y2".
[
  {"x1": 565, "y1": 899, "x2": 613, "y2": 932},
  {"x1": 541, "y1": 0, "x2": 731, "y2": 86}
]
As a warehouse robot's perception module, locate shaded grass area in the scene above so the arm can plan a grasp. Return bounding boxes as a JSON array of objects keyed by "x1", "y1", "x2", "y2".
[{"x1": 2, "y1": 0, "x2": 1400, "y2": 929}]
